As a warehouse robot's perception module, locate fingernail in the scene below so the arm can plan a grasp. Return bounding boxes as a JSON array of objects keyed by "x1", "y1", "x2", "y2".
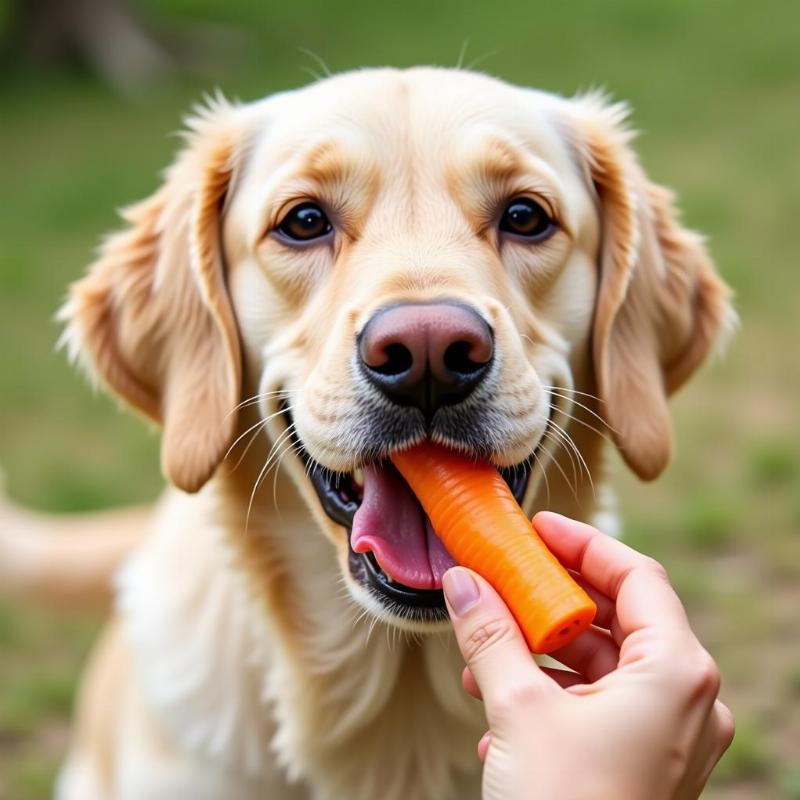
[
  {"x1": 477, "y1": 731, "x2": 492, "y2": 761},
  {"x1": 443, "y1": 567, "x2": 480, "y2": 616}
]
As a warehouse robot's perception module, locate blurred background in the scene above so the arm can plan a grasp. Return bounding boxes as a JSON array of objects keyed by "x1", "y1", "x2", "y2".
[{"x1": 1, "y1": 0, "x2": 798, "y2": 797}]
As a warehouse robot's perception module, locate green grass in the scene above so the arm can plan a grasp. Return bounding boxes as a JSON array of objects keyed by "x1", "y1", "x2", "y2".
[
  {"x1": 749, "y1": 439, "x2": 800, "y2": 488},
  {"x1": 6, "y1": 756, "x2": 61, "y2": 800},
  {"x1": 781, "y1": 768, "x2": 800, "y2": 800},
  {"x1": 713, "y1": 718, "x2": 773, "y2": 784},
  {"x1": 787, "y1": 665, "x2": 800, "y2": 698},
  {"x1": 1, "y1": 1, "x2": 799, "y2": 797}
]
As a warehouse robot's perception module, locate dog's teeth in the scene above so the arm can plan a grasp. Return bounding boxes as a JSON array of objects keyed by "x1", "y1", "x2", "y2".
[{"x1": 353, "y1": 468, "x2": 364, "y2": 488}]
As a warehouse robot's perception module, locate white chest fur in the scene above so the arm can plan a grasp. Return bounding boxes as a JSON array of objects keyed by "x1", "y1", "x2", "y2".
[{"x1": 116, "y1": 485, "x2": 485, "y2": 800}]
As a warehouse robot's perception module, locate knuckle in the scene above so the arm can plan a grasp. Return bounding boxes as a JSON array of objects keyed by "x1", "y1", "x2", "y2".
[
  {"x1": 492, "y1": 681, "x2": 542, "y2": 721},
  {"x1": 463, "y1": 618, "x2": 517, "y2": 663},
  {"x1": 716, "y1": 703, "x2": 736, "y2": 750},
  {"x1": 694, "y1": 651, "x2": 722, "y2": 696},
  {"x1": 679, "y1": 649, "x2": 721, "y2": 698},
  {"x1": 641, "y1": 555, "x2": 669, "y2": 582}
]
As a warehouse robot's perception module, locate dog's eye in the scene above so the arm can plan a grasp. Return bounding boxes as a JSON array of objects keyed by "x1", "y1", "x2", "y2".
[
  {"x1": 276, "y1": 202, "x2": 332, "y2": 242},
  {"x1": 499, "y1": 198, "x2": 555, "y2": 240}
]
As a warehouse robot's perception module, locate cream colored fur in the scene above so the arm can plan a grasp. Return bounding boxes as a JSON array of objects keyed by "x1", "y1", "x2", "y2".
[{"x1": 5, "y1": 68, "x2": 734, "y2": 800}]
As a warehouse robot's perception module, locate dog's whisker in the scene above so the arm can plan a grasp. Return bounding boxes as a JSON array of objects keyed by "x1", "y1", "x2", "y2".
[
  {"x1": 546, "y1": 387, "x2": 605, "y2": 411},
  {"x1": 300, "y1": 65, "x2": 323, "y2": 82},
  {"x1": 546, "y1": 420, "x2": 589, "y2": 488},
  {"x1": 549, "y1": 419, "x2": 596, "y2": 500},
  {"x1": 227, "y1": 401, "x2": 299, "y2": 472},
  {"x1": 229, "y1": 419, "x2": 269, "y2": 471},
  {"x1": 555, "y1": 409, "x2": 616, "y2": 447},
  {"x1": 271, "y1": 447, "x2": 286, "y2": 517},
  {"x1": 297, "y1": 46, "x2": 332, "y2": 78},
  {"x1": 546, "y1": 389, "x2": 616, "y2": 434},
  {"x1": 262, "y1": 418, "x2": 299, "y2": 467},
  {"x1": 259, "y1": 430, "x2": 300, "y2": 490},
  {"x1": 272, "y1": 437, "x2": 303, "y2": 500},
  {"x1": 226, "y1": 388, "x2": 297, "y2": 420},
  {"x1": 249, "y1": 441, "x2": 296, "y2": 525},
  {"x1": 352, "y1": 604, "x2": 371, "y2": 628},
  {"x1": 245, "y1": 423, "x2": 298, "y2": 535},
  {"x1": 464, "y1": 47, "x2": 501, "y2": 72},
  {"x1": 455, "y1": 38, "x2": 470, "y2": 70},
  {"x1": 542, "y1": 427, "x2": 579, "y2": 499},
  {"x1": 530, "y1": 447, "x2": 551, "y2": 508},
  {"x1": 541, "y1": 430, "x2": 581, "y2": 504},
  {"x1": 226, "y1": 412, "x2": 274, "y2": 461},
  {"x1": 271, "y1": 441, "x2": 303, "y2": 518},
  {"x1": 226, "y1": 394, "x2": 263, "y2": 419},
  {"x1": 304, "y1": 452, "x2": 321, "y2": 482},
  {"x1": 334, "y1": 572, "x2": 352, "y2": 600},
  {"x1": 540, "y1": 384, "x2": 605, "y2": 404},
  {"x1": 543, "y1": 407, "x2": 580, "y2": 489},
  {"x1": 236, "y1": 402, "x2": 299, "y2": 469},
  {"x1": 365, "y1": 612, "x2": 380, "y2": 645}
]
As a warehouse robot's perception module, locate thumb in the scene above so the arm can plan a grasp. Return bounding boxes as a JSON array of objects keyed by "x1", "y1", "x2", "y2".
[{"x1": 443, "y1": 567, "x2": 549, "y2": 715}]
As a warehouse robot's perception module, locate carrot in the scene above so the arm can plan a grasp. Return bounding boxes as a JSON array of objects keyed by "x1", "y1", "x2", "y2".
[{"x1": 391, "y1": 442, "x2": 596, "y2": 654}]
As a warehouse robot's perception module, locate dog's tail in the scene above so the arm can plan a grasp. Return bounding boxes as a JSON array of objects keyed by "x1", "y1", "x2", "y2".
[{"x1": 0, "y1": 472, "x2": 152, "y2": 611}]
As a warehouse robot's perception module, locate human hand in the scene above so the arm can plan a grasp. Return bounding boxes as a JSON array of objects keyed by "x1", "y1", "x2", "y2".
[{"x1": 442, "y1": 512, "x2": 734, "y2": 800}]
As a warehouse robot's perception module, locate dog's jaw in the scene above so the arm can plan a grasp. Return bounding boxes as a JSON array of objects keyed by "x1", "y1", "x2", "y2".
[{"x1": 116, "y1": 400, "x2": 615, "y2": 799}]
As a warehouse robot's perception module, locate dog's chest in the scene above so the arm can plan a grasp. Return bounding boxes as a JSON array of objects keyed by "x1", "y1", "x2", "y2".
[{"x1": 117, "y1": 490, "x2": 484, "y2": 800}]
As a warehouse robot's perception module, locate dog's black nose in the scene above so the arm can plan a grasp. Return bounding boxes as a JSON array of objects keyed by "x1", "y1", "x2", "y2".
[{"x1": 358, "y1": 302, "x2": 494, "y2": 419}]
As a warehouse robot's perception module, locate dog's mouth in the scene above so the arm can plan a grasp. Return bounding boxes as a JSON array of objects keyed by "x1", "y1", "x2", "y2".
[{"x1": 284, "y1": 407, "x2": 538, "y2": 624}]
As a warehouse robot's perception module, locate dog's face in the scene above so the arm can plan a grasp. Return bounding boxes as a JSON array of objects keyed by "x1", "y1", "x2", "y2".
[{"x1": 61, "y1": 68, "x2": 733, "y2": 631}]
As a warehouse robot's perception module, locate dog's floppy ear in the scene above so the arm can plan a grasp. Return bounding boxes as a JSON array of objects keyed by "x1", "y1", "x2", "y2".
[
  {"x1": 60, "y1": 99, "x2": 243, "y2": 493},
  {"x1": 567, "y1": 96, "x2": 734, "y2": 480}
]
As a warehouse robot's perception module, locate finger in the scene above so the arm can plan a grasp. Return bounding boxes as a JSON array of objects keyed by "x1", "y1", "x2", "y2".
[
  {"x1": 610, "y1": 613, "x2": 625, "y2": 647},
  {"x1": 443, "y1": 567, "x2": 550, "y2": 713},
  {"x1": 462, "y1": 666, "x2": 482, "y2": 700},
  {"x1": 533, "y1": 512, "x2": 691, "y2": 642},
  {"x1": 709, "y1": 700, "x2": 736, "y2": 767},
  {"x1": 676, "y1": 700, "x2": 735, "y2": 800},
  {"x1": 533, "y1": 511, "x2": 653, "y2": 598},
  {"x1": 694, "y1": 702, "x2": 735, "y2": 783},
  {"x1": 549, "y1": 626, "x2": 620, "y2": 682},
  {"x1": 569, "y1": 570, "x2": 616, "y2": 629},
  {"x1": 477, "y1": 731, "x2": 491, "y2": 762}
]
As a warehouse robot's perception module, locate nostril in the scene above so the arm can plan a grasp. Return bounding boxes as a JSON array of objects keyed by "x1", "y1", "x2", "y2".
[
  {"x1": 359, "y1": 302, "x2": 493, "y2": 413},
  {"x1": 370, "y1": 343, "x2": 414, "y2": 376},
  {"x1": 443, "y1": 340, "x2": 487, "y2": 376}
]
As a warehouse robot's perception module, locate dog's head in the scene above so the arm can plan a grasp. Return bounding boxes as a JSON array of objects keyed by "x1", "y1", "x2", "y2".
[{"x1": 61, "y1": 69, "x2": 733, "y2": 631}]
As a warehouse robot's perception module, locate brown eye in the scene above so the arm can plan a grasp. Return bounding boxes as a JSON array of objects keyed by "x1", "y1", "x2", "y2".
[
  {"x1": 276, "y1": 202, "x2": 332, "y2": 242},
  {"x1": 499, "y1": 197, "x2": 555, "y2": 240}
]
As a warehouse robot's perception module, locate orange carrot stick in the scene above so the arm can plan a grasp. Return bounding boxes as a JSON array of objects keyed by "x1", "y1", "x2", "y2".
[{"x1": 392, "y1": 442, "x2": 596, "y2": 654}]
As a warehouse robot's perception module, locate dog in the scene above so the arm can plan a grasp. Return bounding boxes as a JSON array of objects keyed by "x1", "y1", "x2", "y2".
[{"x1": 3, "y1": 67, "x2": 734, "y2": 800}]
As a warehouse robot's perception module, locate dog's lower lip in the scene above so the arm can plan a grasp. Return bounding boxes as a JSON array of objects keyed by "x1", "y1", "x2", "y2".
[{"x1": 361, "y1": 551, "x2": 445, "y2": 608}]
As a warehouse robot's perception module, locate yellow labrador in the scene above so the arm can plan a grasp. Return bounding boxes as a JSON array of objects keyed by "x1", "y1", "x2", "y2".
[{"x1": 46, "y1": 67, "x2": 733, "y2": 799}]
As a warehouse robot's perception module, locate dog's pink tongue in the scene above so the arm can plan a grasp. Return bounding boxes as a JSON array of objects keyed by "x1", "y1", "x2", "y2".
[{"x1": 351, "y1": 464, "x2": 456, "y2": 589}]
